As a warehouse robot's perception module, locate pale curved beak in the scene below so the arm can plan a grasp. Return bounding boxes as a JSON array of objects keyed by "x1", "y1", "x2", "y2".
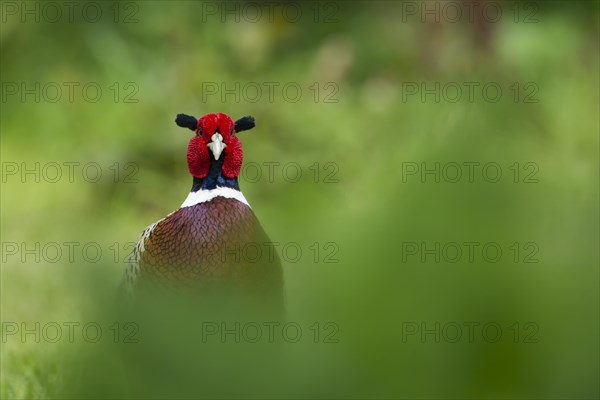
[{"x1": 207, "y1": 133, "x2": 227, "y2": 160}]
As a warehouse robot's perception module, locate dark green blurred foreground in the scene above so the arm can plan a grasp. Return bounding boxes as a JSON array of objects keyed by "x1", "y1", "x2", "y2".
[{"x1": 1, "y1": 1, "x2": 598, "y2": 399}]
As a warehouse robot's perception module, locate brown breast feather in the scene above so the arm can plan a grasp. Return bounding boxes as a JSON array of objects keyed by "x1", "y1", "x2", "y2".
[{"x1": 132, "y1": 197, "x2": 284, "y2": 306}]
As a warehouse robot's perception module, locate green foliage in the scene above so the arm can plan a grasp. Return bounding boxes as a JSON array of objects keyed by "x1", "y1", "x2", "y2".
[{"x1": 1, "y1": 2, "x2": 598, "y2": 399}]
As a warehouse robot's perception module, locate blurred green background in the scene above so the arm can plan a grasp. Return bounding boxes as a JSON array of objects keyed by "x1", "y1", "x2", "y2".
[{"x1": 1, "y1": 1, "x2": 598, "y2": 399}]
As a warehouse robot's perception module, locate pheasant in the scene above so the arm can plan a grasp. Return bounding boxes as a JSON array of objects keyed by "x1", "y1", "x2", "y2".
[{"x1": 122, "y1": 112, "x2": 284, "y2": 316}]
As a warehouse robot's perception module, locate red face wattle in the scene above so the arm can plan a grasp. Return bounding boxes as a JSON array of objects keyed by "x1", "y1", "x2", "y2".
[
  {"x1": 187, "y1": 113, "x2": 244, "y2": 179},
  {"x1": 197, "y1": 112, "x2": 233, "y2": 144}
]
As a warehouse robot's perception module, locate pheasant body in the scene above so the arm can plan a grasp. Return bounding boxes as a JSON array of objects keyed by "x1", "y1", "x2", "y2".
[{"x1": 123, "y1": 112, "x2": 284, "y2": 314}]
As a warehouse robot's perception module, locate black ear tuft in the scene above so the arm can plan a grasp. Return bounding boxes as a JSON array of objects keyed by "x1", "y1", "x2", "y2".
[
  {"x1": 234, "y1": 116, "x2": 255, "y2": 133},
  {"x1": 175, "y1": 114, "x2": 198, "y2": 131}
]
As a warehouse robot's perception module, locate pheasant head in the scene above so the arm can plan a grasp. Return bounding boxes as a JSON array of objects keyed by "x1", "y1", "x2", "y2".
[{"x1": 175, "y1": 113, "x2": 255, "y2": 187}]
